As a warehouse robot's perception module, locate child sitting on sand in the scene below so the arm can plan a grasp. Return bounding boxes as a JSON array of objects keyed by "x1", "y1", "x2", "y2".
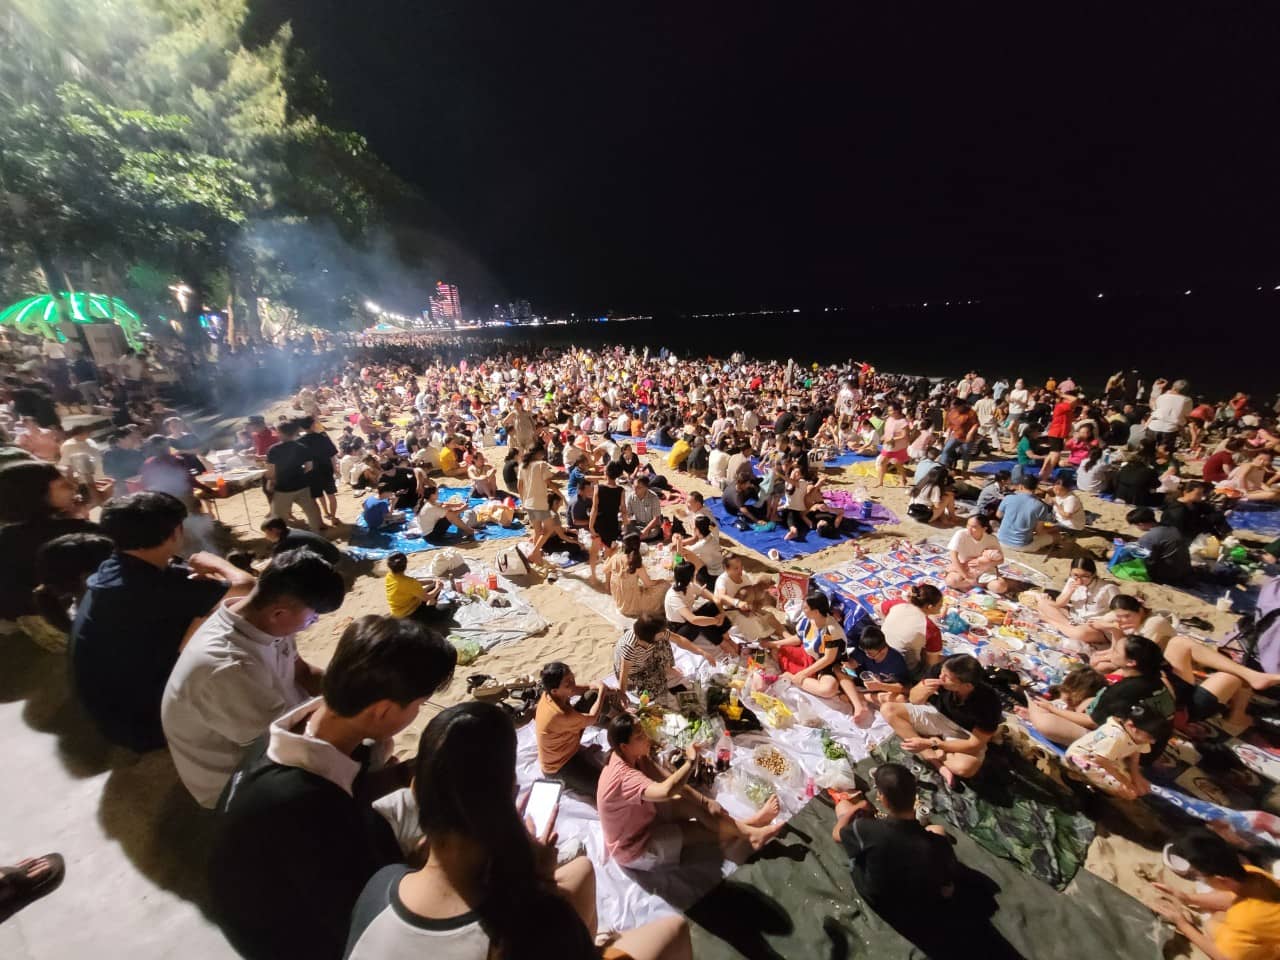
[{"x1": 1065, "y1": 703, "x2": 1167, "y2": 800}]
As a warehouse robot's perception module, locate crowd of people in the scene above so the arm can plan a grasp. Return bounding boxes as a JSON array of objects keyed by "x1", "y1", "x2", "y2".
[{"x1": 2, "y1": 331, "x2": 1279, "y2": 959}]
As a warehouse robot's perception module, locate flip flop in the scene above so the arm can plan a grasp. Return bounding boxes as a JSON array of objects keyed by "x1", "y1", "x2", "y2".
[{"x1": 0, "y1": 854, "x2": 65, "y2": 922}]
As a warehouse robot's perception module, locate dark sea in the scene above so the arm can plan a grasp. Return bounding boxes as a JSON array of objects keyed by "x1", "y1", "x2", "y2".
[{"x1": 478, "y1": 291, "x2": 1275, "y2": 401}]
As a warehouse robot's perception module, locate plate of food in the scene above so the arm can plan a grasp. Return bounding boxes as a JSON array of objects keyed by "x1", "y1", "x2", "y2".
[
  {"x1": 968, "y1": 625, "x2": 990, "y2": 639},
  {"x1": 961, "y1": 611, "x2": 989, "y2": 629}
]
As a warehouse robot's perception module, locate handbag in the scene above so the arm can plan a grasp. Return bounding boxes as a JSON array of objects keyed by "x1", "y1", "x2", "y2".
[{"x1": 495, "y1": 543, "x2": 533, "y2": 578}]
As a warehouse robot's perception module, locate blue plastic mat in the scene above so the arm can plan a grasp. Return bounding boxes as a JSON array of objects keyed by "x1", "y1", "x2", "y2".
[
  {"x1": 823, "y1": 451, "x2": 877, "y2": 468},
  {"x1": 347, "y1": 488, "x2": 525, "y2": 561},
  {"x1": 612, "y1": 433, "x2": 673, "y2": 453},
  {"x1": 1227, "y1": 503, "x2": 1280, "y2": 540},
  {"x1": 705, "y1": 496, "x2": 870, "y2": 560},
  {"x1": 971, "y1": 459, "x2": 1070, "y2": 480}
]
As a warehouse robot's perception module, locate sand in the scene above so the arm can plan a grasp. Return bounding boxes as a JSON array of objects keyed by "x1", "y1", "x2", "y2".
[{"x1": 211, "y1": 403, "x2": 1244, "y2": 957}]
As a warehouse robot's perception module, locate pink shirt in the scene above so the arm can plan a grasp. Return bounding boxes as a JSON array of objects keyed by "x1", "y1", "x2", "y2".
[
  {"x1": 881, "y1": 416, "x2": 909, "y2": 451},
  {"x1": 596, "y1": 752, "x2": 656, "y2": 864}
]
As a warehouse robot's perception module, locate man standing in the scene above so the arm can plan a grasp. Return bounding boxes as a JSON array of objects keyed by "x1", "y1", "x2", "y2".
[
  {"x1": 162, "y1": 548, "x2": 346, "y2": 807},
  {"x1": 265, "y1": 419, "x2": 323, "y2": 532},
  {"x1": 503, "y1": 396, "x2": 536, "y2": 452},
  {"x1": 297, "y1": 415, "x2": 340, "y2": 526},
  {"x1": 71, "y1": 492, "x2": 255, "y2": 751}
]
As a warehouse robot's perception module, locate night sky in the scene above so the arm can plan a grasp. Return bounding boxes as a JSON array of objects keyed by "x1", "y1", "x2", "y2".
[{"x1": 258, "y1": 3, "x2": 1280, "y2": 327}]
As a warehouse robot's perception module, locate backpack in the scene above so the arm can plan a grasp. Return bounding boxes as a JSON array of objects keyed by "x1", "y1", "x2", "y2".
[{"x1": 1223, "y1": 577, "x2": 1280, "y2": 674}]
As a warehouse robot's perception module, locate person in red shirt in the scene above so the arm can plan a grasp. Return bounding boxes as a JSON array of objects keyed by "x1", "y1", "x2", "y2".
[
  {"x1": 247, "y1": 416, "x2": 278, "y2": 458},
  {"x1": 1040, "y1": 390, "x2": 1077, "y2": 479},
  {"x1": 1201, "y1": 447, "x2": 1237, "y2": 484},
  {"x1": 940, "y1": 400, "x2": 980, "y2": 474}
]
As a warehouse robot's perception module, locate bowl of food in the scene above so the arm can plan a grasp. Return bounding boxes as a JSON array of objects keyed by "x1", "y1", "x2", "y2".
[
  {"x1": 961, "y1": 611, "x2": 989, "y2": 629},
  {"x1": 968, "y1": 625, "x2": 991, "y2": 640}
]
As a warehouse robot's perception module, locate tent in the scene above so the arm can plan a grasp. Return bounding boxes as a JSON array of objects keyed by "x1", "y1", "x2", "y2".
[{"x1": 0, "y1": 292, "x2": 145, "y2": 349}]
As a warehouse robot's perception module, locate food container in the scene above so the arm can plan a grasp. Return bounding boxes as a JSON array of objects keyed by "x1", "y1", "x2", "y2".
[{"x1": 751, "y1": 744, "x2": 803, "y2": 788}]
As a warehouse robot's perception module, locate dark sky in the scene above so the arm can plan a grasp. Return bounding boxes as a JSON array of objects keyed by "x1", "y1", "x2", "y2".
[{"x1": 262, "y1": 3, "x2": 1280, "y2": 317}]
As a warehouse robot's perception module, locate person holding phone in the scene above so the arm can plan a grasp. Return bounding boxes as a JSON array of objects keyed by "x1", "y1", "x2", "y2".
[{"x1": 346, "y1": 702, "x2": 693, "y2": 960}]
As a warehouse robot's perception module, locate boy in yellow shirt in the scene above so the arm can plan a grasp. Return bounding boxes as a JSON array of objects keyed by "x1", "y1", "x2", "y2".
[{"x1": 384, "y1": 552, "x2": 450, "y2": 626}]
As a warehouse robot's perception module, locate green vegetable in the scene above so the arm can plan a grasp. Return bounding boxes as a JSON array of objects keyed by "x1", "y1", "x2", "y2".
[
  {"x1": 821, "y1": 730, "x2": 848, "y2": 760},
  {"x1": 743, "y1": 777, "x2": 776, "y2": 808}
]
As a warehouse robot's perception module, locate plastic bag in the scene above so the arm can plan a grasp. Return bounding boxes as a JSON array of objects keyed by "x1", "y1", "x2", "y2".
[
  {"x1": 449, "y1": 635, "x2": 482, "y2": 665},
  {"x1": 814, "y1": 757, "x2": 857, "y2": 791}
]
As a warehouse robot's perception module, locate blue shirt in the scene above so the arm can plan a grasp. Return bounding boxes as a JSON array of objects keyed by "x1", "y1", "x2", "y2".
[
  {"x1": 845, "y1": 645, "x2": 912, "y2": 686},
  {"x1": 996, "y1": 492, "x2": 1053, "y2": 548},
  {"x1": 567, "y1": 464, "x2": 585, "y2": 498},
  {"x1": 71, "y1": 552, "x2": 228, "y2": 751},
  {"x1": 913, "y1": 459, "x2": 939, "y2": 485},
  {"x1": 362, "y1": 496, "x2": 391, "y2": 530}
]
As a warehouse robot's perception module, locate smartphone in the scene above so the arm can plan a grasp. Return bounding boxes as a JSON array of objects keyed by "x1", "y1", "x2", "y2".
[{"x1": 525, "y1": 779, "x2": 563, "y2": 840}]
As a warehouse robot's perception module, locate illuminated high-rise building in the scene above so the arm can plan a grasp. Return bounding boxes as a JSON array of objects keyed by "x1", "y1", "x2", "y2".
[{"x1": 429, "y1": 282, "x2": 461, "y2": 322}]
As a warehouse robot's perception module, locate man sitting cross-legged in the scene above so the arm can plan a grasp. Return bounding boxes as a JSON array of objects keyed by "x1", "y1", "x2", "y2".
[{"x1": 880, "y1": 653, "x2": 1002, "y2": 786}]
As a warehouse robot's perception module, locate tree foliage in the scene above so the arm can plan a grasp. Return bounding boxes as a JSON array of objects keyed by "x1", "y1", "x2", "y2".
[{"x1": 0, "y1": 0, "x2": 427, "y2": 335}]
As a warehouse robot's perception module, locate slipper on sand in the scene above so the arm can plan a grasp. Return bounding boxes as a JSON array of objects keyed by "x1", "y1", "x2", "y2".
[{"x1": 0, "y1": 853, "x2": 65, "y2": 921}]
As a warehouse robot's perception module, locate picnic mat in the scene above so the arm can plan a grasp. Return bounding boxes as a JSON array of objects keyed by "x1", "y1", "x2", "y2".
[
  {"x1": 687, "y1": 794, "x2": 1167, "y2": 960},
  {"x1": 868, "y1": 737, "x2": 1094, "y2": 889},
  {"x1": 844, "y1": 459, "x2": 906, "y2": 486},
  {"x1": 706, "y1": 496, "x2": 872, "y2": 561},
  {"x1": 821, "y1": 489, "x2": 901, "y2": 526},
  {"x1": 1228, "y1": 502, "x2": 1280, "y2": 540},
  {"x1": 347, "y1": 487, "x2": 525, "y2": 560},
  {"x1": 613, "y1": 433, "x2": 673, "y2": 453},
  {"x1": 971, "y1": 459, "x2": 1069, "y2": 480},
  {"x1": 823, "y1": 451, "x2": 877, "y2": 468}
]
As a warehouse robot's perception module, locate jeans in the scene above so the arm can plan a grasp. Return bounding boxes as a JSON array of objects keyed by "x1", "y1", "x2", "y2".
[{"x1": 941, "y1": 438, "x2": 973, "y2": 472}]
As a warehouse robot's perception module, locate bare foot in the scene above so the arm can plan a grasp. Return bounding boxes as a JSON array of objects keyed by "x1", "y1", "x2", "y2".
[
  {"x1": 1219, "y1": 715, "x2": 1254, "y2": 736},
  {"x1": 1247, "y1": 672, "x2": 1280, "y2": 692},
  {"x1": 939, "y1": 765, "x2": 958, "y2": 789},
  {"x1": 744, "y1": 794, "x2": 781, "y2": 827},
  {"x1": 746, "y1": 820, "x2": 785, "y2": 849}
]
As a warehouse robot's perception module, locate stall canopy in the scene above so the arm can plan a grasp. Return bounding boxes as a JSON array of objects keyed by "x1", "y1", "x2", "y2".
[{"x1": 0, "y1": 292, "x2": 145, "y2": 348}]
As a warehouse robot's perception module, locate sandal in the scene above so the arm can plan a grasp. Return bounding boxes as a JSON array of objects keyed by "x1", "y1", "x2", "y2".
[{"x1": 0, "y1": 854, "x2": 65, "y2": 922}]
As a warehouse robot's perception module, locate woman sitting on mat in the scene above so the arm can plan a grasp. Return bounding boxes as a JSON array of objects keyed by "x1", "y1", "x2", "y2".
[
  {"x1": 762, "y1": 591, "x2": 848, "y2": 700},
  {"x1": 1035, "y1": 558, "x2": 1119, "y2": 654}
]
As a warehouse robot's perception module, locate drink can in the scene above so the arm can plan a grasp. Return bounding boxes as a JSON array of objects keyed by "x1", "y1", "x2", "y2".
[{"x1": 487, "y1": 572, "x2": 498, "y2": 590}]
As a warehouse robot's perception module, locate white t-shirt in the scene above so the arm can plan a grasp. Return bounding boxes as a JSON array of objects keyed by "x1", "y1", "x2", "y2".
[
  {"x1": 417, "y1": 501, "x2": 448, "y2": 530},
  {"x1": 707, "y1": 448, "x2": 730, "y2": 485},
  {"x1": 881, "y1": 602, "x2": 930, "y2": 670},
  {"x1": 974, "y1": 397, "x2": 997, "y2": 426},
  {"x1": 1053, "y1": 492, "x2": 1085, "y2": 530},
  {"x1": 714, "y1": 571, "x2": 746, "y2": 599},
  {"x1": 1067, "y1": 716, "x2": 1150, "y2": 765},
  {"x1": 947, "y1": 528, "x2": 1003, "y2": 565},
  {"x1": 1148, "y1": 392, "x2": 1192, "y2": 433},
  {"x1": 910, "y1": 486, "x2": 942, "y2": 509},
  {"x1": 518, "y1": 459, "x2": 552, "y2": 510},
  {"x1": 686, "y1": 532, "x2": 725, "y2": 576},
  {"x1": 1061, "y1": 578, "x2": 1119, "y2": 620},
  {"x1": 784, "y1": 479, "x2": 809, "y2": 512},
  {"x1": 1007, "y1": 388, "x2": 1030, "y2": 416},
  {"x1": 161, "y1": 600, "x2": 309, "y2": 808},
  {"x1": 664, "y1": 586, "x2": 695, "y2": 624}
]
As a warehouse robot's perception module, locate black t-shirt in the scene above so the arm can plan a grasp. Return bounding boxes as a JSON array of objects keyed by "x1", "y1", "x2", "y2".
[
  {"x1": 1088, "y1": 673, "x2": 1171, "y2": 726},
  {"x1": 377, "y1": 467, "x2": 417, "y2": 504},
  {"x1": 502, "y1": 458, "x2": 519, "y2": 490},
  {"x1": 299, "y1": 431, "x2": 339, "y2": 478},
  {"x1": 774, "y1": 411, "x2": 796, "y2": 435},
  {"x1": 1138, "y1": 524, "x2": 1192, "y2": 584},
  {"x1": 211, "y1": 736, "x2": 401, "y2": 960},
  {"x1": 102, "y1": 446, "x2": 145, "y2": 481},
  {"x1": 840, "y1": 816, "x2": 957, "y2": 912},
  {"x1": 71, "y1": 553, "x2": 228, "y2": 751},
  {"x1": 273, "y1": 528, "x2": 344, "y2": 566},
  {"x1": 267, "y1": 440, "x2": 315, "y2": 493},
  {"x1": 0, "y1": 516, "x2": 99, "y2": 619},
  {"x1": 804, "y1": 406, "x2": 831, "y2": 438},
  {"x1": 924, "y1": 664, "x2": 1002, "y2": 734}
]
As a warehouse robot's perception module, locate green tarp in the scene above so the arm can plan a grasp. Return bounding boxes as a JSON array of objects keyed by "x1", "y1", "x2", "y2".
[{"x1": 688, "y1": 797, "x2": 1169, "y2": 960}]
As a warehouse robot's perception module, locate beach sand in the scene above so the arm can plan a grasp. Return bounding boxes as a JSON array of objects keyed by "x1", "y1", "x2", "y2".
[{"x1": 217, "y1": 405, "x2": 1242, "y2": 956}]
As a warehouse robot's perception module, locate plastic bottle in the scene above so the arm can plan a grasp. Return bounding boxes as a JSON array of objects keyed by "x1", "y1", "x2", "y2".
[
  {"x1": 805, "y1": 776, "x2": 816, "y2": 800},
  {"x1": 715, "y1": 730, "x2": 733, "y2": 772},
  {"x1": 662, "y1": 518, "x2": 673, "y2": 543}
]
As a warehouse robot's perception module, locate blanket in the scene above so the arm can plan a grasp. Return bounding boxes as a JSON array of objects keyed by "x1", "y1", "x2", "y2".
[
  {"x1": 706, "y1": 496, "x2": 872, "y2": 561},
  {"x1": 406, "y1": 567, "x2": 548, "y2": 653},
  {"x1": 867, "y1": 737, "x2": 1094, "y2": 889},
  {"x1": 823, "y1": 451, "x2": 877, "y2": 468},
  {"x1": 1228, "y1": 502, "x2": 1280, "y2": 540},
  {"x1": 346, "y1": 487, "x2": 525, "y2": 560},
  {"x1": 821, "y1": 489, "x2": 901, "y2": 526},
  {"x1": 688, "y1": 794, "x2": 1167, "y2": 960},
  {"x1": 612, "y1": 433, "x2": 673, "y2": 453},
  {"x1": 971, "y1": 459, "x2": 1069, "y2": 480}
]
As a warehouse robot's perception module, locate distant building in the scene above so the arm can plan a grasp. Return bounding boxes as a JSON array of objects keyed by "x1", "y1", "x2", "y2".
[
  {"x1": 509, "y1": 299, "x2": 533, "y2": 322},
  {"x1": 429, "y1": 282, "x2": 461, "y2": 323}
]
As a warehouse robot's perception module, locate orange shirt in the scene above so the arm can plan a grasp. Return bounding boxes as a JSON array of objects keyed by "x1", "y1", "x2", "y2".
[{"x1": 534, "y1": 693, "x2": 592, "y2": 774}]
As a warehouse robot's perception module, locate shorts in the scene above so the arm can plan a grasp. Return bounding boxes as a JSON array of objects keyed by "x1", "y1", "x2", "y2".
[
  {"x1": 904, "y1": 705, "x2": 988, "y2": 759},
  {"x1": 526, "y1": 508, "x2": 552, "y2": 522},
  {"x1": 1042, "y1": 436, "x2": 1065, "y2": 453},
  {"x1": 310, "y1": 475, "x2": 338, "y2": 496},
  {"x1": 625, "y1": 819, "x2": 684, "y2": 871},
  {"x1": 1171, "y1": 672, "x2": 1225, "y2": 722},
  {"x1": 879, "y1": 447, "x2": 909, "y2": 463}
]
